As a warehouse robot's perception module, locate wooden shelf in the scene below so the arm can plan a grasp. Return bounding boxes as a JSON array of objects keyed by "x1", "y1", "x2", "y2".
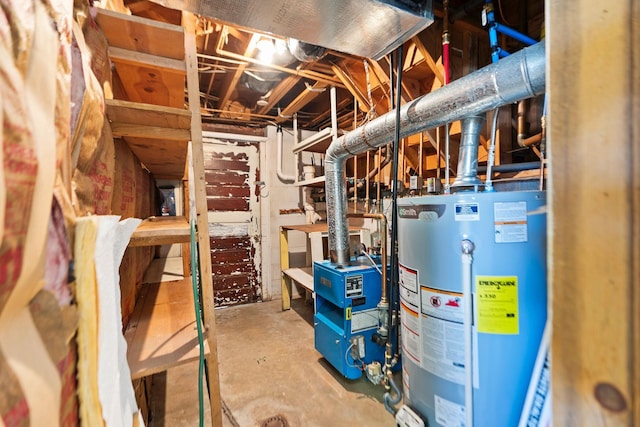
[
  {"x1": 95, "y1": 8, "x2": 185, "y2": 60},
  {"x1": 129, "y1": 216, "x2": 190, "y2": 247},
  {"x1": 125, "y1": 278, "x2": 208, "y2": 379},
  {"x1": 106, "y1": 99, "x2": 190, "y2": 180},
  {"x1": 293, "y1": 127, "x2": 334, "y2": 154},
  {"x1": 96, "y1": 9, "x2": 186, "y2": 109},
  {"x1": 295, "y1": 175, "x2": 325, "y2": 187},
  {"x1": 283, "y1": 267, "x2": 314, "y2": 292},
  {"x1": 106, "y1": 99, "x2": 191, "y2": 131}
]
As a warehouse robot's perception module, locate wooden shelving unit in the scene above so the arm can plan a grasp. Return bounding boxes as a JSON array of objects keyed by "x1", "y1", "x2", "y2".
[
  {"x1": 96, "y1": 8, "x2": 223, "y2": 427},
  {"x1": 125, "y1": 278, "x2": 209, "y2": 379}
]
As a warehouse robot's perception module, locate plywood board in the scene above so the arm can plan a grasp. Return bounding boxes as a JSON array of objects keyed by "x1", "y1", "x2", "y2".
[
  {"x1": 113, "y1": 62, "x2": 185, "y2": 108},
  {"x1": 125, "y1": 278, "x2": 209, "y2": 379},
  {"x1": 123, "y1": 136, "x2": 188, "y2": 179},
  {"x1": 95, "y1": 8, "x2": 184, "y2": 60}
]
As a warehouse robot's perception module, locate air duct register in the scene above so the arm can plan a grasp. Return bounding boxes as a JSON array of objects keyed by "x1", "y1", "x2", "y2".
[{"x1": 150, "y1": 0, "x2": 434, "y2": 59}]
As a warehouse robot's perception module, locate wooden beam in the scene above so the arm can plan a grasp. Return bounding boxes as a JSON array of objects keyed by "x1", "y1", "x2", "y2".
[
  {"x1": 255, "y1": 75, "x2": 300, "y2": 116},
  {"x1": 331, "y1": 64, "x2": 370, "y2": 113},
  {"x1": 275, "y1": 81, "x2": 328, "y2": 123},
  {"x1": 217, "y1": 30, "x2": 258, "y2": 110},
  {"x1": 306, "y1": 96, "x2": 352, "y2": 129},
  {"x1": 412, "y1": 36, "x2": 444, "y2": 85},
  {"x1": 549, "y1": 1, "x2": 640, "y2": 425},
  {"x1": 183, "y1": 12, "x2": 223, "y2": 427}
]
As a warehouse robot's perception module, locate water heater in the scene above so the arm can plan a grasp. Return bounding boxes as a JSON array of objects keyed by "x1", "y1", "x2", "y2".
[{"x1": 397, "y1": 190, "x2": 547, "y2": 426}]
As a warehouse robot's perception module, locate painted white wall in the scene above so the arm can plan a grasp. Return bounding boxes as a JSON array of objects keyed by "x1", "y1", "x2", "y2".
[
  {"x1": 258, "y1": 125, "x2": 385, "y2": 302},
  {"x1": 260, "y1": 125, "x2": 320, "y2": 301}
]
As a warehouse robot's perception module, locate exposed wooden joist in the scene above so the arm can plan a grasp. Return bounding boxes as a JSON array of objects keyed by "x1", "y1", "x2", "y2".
[
  {"x1": 306, "y1": 96, "x2": 352, "y2": 129},
  {"x1": 275, "y1": 81, "x2": 328, "y2": 123},
  {"x1": 332, "y1": 64, "x2": 370, "y2": 113},
  {"x1": 217, "y1": 30, "x2": 259, "y2": 109},
  {"x1": 215, "y1": 31, "x2": 343, "y2": 87},
  {"x1": 255, "y1": 75, "x2": 301, "y2": 116},
  {"x1": 412, "y1": 36, "x2": 444, "y2": 85},
  {"x1": 378, "y1": 55, "x2": 412, "y2": 105}
]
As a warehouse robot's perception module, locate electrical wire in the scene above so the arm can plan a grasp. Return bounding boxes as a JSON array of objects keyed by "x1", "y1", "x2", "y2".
[
  {"x1": 345, "y1": 343, "x2": 364, "y2": 369},
  {"x1": 360, "y1": 250, "x2": 383, "y2": 275},
  {"x1": 190, "y1": 220, "x2": 205, "y2": 427}
]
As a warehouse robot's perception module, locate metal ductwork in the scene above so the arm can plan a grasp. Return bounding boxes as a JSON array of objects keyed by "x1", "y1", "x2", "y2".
[
  {"x1": 325, "y1": 41, "x2": 546, "y2": 266},
  {"x1": 452, "y1": 114, "x2": 485, "y2": 188},
  {"x1": 149, "y1": 0, "x2": 434, "y2": 59}
]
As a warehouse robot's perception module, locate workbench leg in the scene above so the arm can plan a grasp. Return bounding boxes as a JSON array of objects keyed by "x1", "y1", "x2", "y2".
[{"x1": 280, "y1": 227, "x2": 291, "y2": 310}]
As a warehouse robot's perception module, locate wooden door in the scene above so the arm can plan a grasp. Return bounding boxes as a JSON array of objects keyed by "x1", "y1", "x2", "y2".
[{"x1": 202, "y1": 138, "x2": 262, "y2": 306}]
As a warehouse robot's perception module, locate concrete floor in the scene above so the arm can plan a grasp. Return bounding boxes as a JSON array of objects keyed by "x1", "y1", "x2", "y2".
[{"x1": 149, "y1": 297, "x2": 399, "y2": 427}]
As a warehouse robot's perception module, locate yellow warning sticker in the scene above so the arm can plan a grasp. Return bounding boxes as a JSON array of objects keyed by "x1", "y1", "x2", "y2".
[
  {"x1": 345, "y1": 307, "x2": 352, "y2": 320},
  {"x1": 476, "y1": 276, "x2": 519, "y2": 334}
]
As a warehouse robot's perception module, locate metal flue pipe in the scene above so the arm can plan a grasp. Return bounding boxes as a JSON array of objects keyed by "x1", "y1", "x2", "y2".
[
  {"x1": 325, "y1": 41, "x2": 545, "y2": 266},
  {"x1": 452, "y1": 114, "x2": 486, "y2": 188}
]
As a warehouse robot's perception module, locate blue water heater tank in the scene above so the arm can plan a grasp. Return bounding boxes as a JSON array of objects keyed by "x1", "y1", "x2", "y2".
[{"x1": 397, "y1": 190, "x2": 547, "y2": 426}]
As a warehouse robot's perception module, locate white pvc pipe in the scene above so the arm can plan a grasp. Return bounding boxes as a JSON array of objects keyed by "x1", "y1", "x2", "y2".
[
  {"x1": 276, "y1": 127, "x2": 296, "y2": 182},
  {"x1": 518, "y1": 322, "x2": 550, "y2": 427},
  {"x1": 461, "y1": 239, "x2": 475, "y2": 427}
]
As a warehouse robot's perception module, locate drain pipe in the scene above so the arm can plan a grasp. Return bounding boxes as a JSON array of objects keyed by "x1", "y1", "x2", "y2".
[
  {"x1": 325, "y1": 41, "x2": 545, "y2": 266},
  {"x1": 276, "y1": 126, "x2": 296, "y2": 182}
]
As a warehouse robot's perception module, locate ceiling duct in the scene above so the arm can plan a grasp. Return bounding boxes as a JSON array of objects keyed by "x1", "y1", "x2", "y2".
[
  {"x1": 287, "y1": 39, "x2": 326, "y2": 62},
  {"x1": 148, "y1": 0, "x2": 434, "y2": 59}
]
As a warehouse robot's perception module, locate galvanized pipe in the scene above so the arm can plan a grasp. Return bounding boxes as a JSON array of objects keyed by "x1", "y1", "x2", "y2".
[
  {"x1": 452, "y1": 114, "x2": 486, "y2": 188},
  {"x1": 325, "y1": 41, "x2": 545, "y2": 266}
]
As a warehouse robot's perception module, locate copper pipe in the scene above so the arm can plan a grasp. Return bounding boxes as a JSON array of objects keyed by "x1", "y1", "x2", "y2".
[
  {"x1": 522, "y1": 132, "x2": 542, "y2": 147},
  {"x1": 517, "y1": 99, "x2": 543, "y2": 147},
  {"x1": 517, "y1": 99, "x2": 528, "y2": 147},
  {"x1": 348, "y1": 213, "x2": 387, "y2": 303}
]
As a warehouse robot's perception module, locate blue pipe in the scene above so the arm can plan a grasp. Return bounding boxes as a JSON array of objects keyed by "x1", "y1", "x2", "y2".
[
  {"x1": 495, "y1": 22, "x2": 537, "y2": 46},
  {"x1": 484, "y1": 1, "x2": 536, "y2": 63}
]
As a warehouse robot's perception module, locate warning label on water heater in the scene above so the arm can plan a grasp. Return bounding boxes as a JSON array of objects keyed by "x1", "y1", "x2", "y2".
[
  {"x1": 494, "y1": 201, "x2": 528, "y2": 243},
  {"x1": 476, "y1": 276, "x2": 519, "y2": 334},
  {"x1": 399, "y1": 264, "x2": 420, "y2": 310},
  {"x1": 420, "y1": 286, "x2": 465, "y2": 385}
]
